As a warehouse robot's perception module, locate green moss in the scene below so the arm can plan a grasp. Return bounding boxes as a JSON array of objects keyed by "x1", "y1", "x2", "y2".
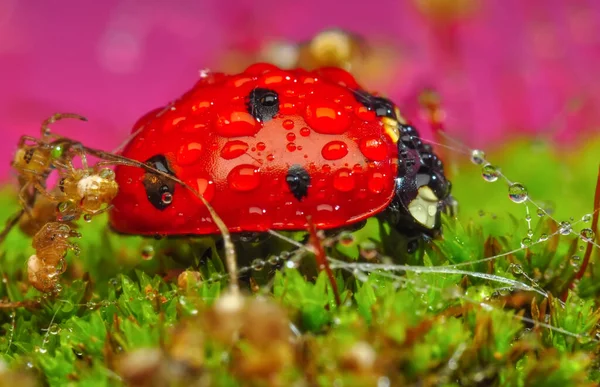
[{"x1": 0, "y1": 137, "x2": 599, "y2": 386}]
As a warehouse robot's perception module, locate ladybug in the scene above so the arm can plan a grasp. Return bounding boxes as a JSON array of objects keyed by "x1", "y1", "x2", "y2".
[{"x1": 109, "y1": 64, "x2": 452, "y2": 240}]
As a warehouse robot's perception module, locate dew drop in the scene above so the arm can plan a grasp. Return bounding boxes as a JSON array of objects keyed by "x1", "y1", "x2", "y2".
[
  {"x1": 338, "y1": 231, "x2": 354, "y2": 246},
  {"x1": 300, "y1": 127, "x2": 311, "y2": 137},
  {"x1": 161, "y1": 192, "x2": 173, "y2": 205},
  {"x1": 359, "y1": 137, "x2": 388, "y2": 161},
  {"x1": 359, "y1": 241, "x2": 378, "y2": 260},
  {"x1": 221, "y1": 140, "x2": 249, "y2": 160},
  {"x1": 83, "y1": 214, "x2": 93, "y2": 223},
  {"x1": 266, "y1": 154, "x2": 275, "y2": 161},
  {"x1": 304, "y1": 102, "x2": 350, "y2": 134},
  {"x1": 355, "y1": 105, "x2": 376, "y2": 121},
  {"x1": 216, "y1": 110, "x2": 259, "y2": 137},
  {"x1": 333, "y1": 168, "x2": 355, "y2": 192},
  {"x1": 286, "y1": 143, "x2": 297, "y2": 152},
  {"x1": 580, "y1": 228, "x2": 595, "y2": 242},
  {"x1": 322, "y1": 141, "x2": 349, "y2": 160},
  {"x1": 537, "y1": 208, "x2": 546, "y2": 217},
  {"x1": 141, "y1": 245, "x2": 155, "y2": 260},
  {"x1": 481, "y1": 163, "x2": 499, "y2": 182},
  {"x1": 570, "y1": 255, "x2": 581, "y2": 268},
  {"x1": 252, "y1": 259, "x2": 266, "y2": 271},
  {"x1": 367, "y1": 171, "x2": 388, "y2": 194},
  {"x1": 470, "y1": 149, "x2": 486, "y2": 165},
  {"x1": 508, "y1": 183, "x2": 528, "y2": 203},
  {"x1": 559, "y1": 221, "x2": 572, "y2": 236},
  {"x1": 176, "y1": 142, "x2": 203, "y2": 165},
  {"x1": 286, "y1": 132, "x2": 296, "y2": 142},
  {"x1": 520, "y1": 237, "x2": 532, "y2": 248},
  {"x1": 538, "y1": 233, "x2": 549, "y2": 242},
  {"x1": 228, "y1": 165, "x2": 261, "y2": 191},
  {"x1": 267, "y1": 255, "x2": 281, "y2": 266},
  {"x1": 256, "y1": 142, "x2": 266, "y2": 151},
  {"x1": 282, "y1": 119, "x2": 295, "y2": 130},
  {"x1": 188, "y1": 177, "x2": 216, "y2": 202},
  {"x1": 285, "y1": 260, "x2": 298, "y2": 269},
  {"x1": 48, "y1": 324, "x2": 60, "y2": 335},
  {"x1": 582, "y1": 214, "x2": 592, "y2": 222}
]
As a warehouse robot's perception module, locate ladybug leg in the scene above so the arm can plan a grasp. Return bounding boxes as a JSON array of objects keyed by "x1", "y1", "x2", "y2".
[
  {"x1": 323, "y1": 220, "x2": 367, "y2": 238},
  {"x1": 232, "y1": 232, "x2": 269, "y2": 244}
]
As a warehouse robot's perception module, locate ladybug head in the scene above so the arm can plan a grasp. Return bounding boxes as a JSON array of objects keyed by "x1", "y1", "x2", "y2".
[{"x1": 385, "y1": 124, "x2": 453, "y2": 237}]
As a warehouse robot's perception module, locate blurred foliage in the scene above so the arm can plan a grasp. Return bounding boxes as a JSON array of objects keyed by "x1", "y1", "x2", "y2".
[{"x1": 0, "y1": 137, "x2": 599, "y2": 386}]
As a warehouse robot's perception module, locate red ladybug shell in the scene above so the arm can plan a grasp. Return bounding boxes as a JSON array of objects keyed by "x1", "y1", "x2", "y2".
[{"x1": 109, "y1": 64, "x2": 400, "y2": 235}]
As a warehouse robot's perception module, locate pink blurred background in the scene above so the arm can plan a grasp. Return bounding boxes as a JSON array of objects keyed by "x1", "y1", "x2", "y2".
[{"x1": 1, "y1": 0, "x2": 599, "y2": 181}]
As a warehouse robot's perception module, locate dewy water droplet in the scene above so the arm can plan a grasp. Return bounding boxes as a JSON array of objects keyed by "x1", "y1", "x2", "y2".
[
  {"x1": 338, "y1": 231, "x2": 354, "y2": 246},
  {"x1": 228, "y1": 164, "x2": 261, "y2": 191},
  {"x1": 359, "y1": 241, "x2": 378, "y2": 260},
  {"x1": 520, "y1": 237, "x2": 532, "y2": 248},
  {"x1": 322, "y1": 141, "x2": 349, "y2": 160},
  {"x1": 508, "y1": 183, "x2": 528, "y2": 203},
  {"x1": 221, "y1": 140, "x2": 249, "y2": 160},
  {"x1": 282, "y1": 119, "x2": 295, "y2": 130},
  {"x1": 161, "y1": 192, "x2": 173, "y2": 205},
  {"x1": 580, "y1": 228, "x2": 595, "y2": 242},
  {"x1": 582, "y1": 214, "x2": 592, "y2": 222},
  {"x1": 559, "y1": 221, "x2": 572, "y2": 236},
  {"x1": 470, "y1": 149, "x2": 486, "y2": 165},
  {"x1": 252, "y1": 259, "x2": 266, "y2": 271},
  {"x1": 537, "y1": 208, "x2": 546, "y2": 217},
  {"x1": 333, "y1": 168, "x2": 355, "y2": 192},
  {"x1": 359, "y1": 137, "x2": 388, "y2": 161},
  {"x1": 141, "y1": 245, "x2": 155, "y2": 260},
  {"x1": 304, "y1": 101, "x2": 350, "y2": 134},
  {"x1": 300, "y1": 127, "x2": 311, "y2": 137},
  {"x1": 570, "y1": 255, "x2": 581, "y2": 268},
  {"x1": 538, "y1": 233, "x2": 549, "y2": 242},
  {"x1": 48, "y1": 324, "x2": 60, "y2": 335},
  {"x1": 481, "y1": 163, "x2": 499, "y2": 182},
  {"x1": 216, "y1": 110, "x2": 259, "y2": 137}
]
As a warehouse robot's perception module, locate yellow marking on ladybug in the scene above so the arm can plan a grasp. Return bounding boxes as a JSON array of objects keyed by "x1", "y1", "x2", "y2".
[
  {"x1": 382, "y1": 117, "x2": 400, "y2": 143},
  {"x1": 394, "y1": 107, "x2": 408, "y2": 125},
  {"x1": 408, "y1": 186, "x2": 439, "y2": 229}
]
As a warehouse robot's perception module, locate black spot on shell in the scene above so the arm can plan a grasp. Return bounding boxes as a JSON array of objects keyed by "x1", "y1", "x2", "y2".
[
  {"x1": 247, "y1": 88, "x2": 280, "y2": 123},
  {"x1": 286, "y1": 164, "x2": 310, "y2": 201},
  {"x1": 143, "y1": 154, "x2": 176, "y2": 211}
]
